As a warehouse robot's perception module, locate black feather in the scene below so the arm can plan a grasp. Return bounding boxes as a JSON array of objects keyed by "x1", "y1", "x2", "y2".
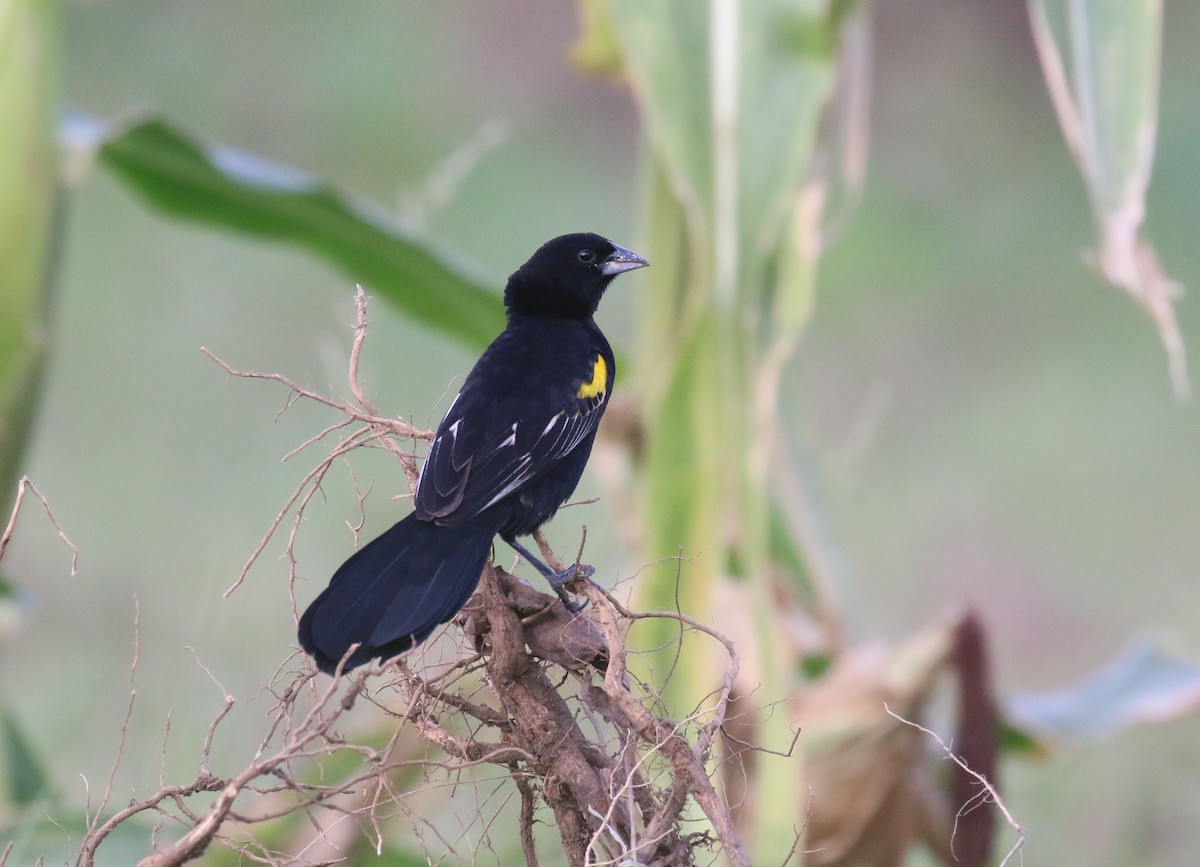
[{"x1": 298, "y1": 233, "x2": 647, "y2": 673}]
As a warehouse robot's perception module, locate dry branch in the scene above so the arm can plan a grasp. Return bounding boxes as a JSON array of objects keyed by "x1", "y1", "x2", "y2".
[
  {"x1": 885, "y1": 707, "x2": 1026, "y2": 867},
  {"x1": 76, "y1": 560, "x2": 755, "y2": 866},
  {"x1": 75, "y1": 291, "x2": 755, "y2": 866},
  {"x1": 0, "y1": 474, "x2": 78, "y2": 574}
]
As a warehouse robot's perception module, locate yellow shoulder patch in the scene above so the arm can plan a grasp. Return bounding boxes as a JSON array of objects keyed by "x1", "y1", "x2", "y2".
[{"x1": 576, "y1": 354, "x2": 608, "y2": 399}]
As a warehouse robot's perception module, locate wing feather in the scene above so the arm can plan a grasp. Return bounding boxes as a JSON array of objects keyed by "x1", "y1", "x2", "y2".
[{"x1": 414, "y1": 346, "x2": 610, "y2": 525}]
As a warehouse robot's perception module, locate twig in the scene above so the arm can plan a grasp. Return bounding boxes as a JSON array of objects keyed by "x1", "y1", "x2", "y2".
[
  {"x1": 595, "y1": 584, "x2": 742, "y2": 760},
  {"x1": 79, "y1": 597, "x2": 144, "y2": 866},
  {"x1": 579, "y1": 581, "x2": 751, "y2": 867},
  {"x1": 186, "y1": 648, "x2": 234, "y2": 779},
  {"x1": 223, "y1": 430, "x2": 373, "y2": 597},
  {"x1": 347, "y1": 285, "x2": 379, "y2": 417},
  {"x1": 205, "y1": 294, "x2": 435, "y2": 599},
  {"x1": 885, "y1": 705, "x2": 1027, "y2": 867},
  {"x1": 0, "y1": 475, "x2": 79, "y2": 574},
  {"x1": 513, "y1": 768, "x2": 541, "y2": 867}
]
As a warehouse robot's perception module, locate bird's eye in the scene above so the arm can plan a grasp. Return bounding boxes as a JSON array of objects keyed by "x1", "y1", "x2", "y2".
[{"x1": 577, "y1": 250, "x2": 597, "y2": 263}]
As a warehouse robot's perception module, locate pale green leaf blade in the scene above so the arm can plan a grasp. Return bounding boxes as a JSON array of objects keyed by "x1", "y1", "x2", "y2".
[
  {"x1": 1007, "y1": 638, "x2": 1200, "y2": 740},
  {"x1": 606, "y1": 0, "x2": 845, "y2": 305},
  {"x1": 737, "y1": 0, "x2": 838, "y2": 280},
  {"x1": 606, "y1": 0, "x2": 715, "y2": 249},
  {"x1": 1029, "y1": 0, "x2": 1186, "y2": 397},
  {"x1": 1065, "y1": 0, "x2": 1160, "y2": 212},
  {"x1": 1030, "y1": 0, "x2": 1162, "y2": 208}
]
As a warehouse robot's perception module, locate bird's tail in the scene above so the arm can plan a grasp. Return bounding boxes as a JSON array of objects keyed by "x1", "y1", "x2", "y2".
[{"x1": 298, "y1": 513, "x2": 497, "y2": 673}]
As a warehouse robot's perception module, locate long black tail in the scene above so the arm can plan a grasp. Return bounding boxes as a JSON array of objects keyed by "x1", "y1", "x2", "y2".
[{"x1": 298, "y1": 513, "x2": 496, "y2": 673}]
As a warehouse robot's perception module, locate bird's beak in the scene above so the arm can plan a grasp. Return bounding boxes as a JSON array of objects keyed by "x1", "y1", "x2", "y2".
[{"x1": 601, "y1": 243, "x2": 649, "y2": 277}]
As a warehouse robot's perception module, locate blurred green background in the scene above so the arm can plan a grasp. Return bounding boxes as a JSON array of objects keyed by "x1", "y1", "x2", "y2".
[{"x1": 3, "y1": 0, "x2": 1199, "y2": 864}]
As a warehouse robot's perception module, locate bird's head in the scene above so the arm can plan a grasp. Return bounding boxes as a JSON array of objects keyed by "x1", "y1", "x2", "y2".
[{"x1": 504, "y1": 233, "x2": 648, "y2": 319}]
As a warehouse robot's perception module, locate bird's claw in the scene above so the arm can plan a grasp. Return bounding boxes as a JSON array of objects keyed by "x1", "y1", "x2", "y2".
[{"x1": 548, "y1": 563, "x2": 595, "y2": 613}]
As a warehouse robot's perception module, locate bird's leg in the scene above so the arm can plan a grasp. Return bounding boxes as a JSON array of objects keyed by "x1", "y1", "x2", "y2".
[{"x1": 503, "y1": 535, "x2": 593, "y2": 613}]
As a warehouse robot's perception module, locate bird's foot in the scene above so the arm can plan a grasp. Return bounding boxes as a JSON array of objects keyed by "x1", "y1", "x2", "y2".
[
  {"x1": 547, "y1": 562, "x2": 595, "y2": 613},
  {"x1": 502, "y1": 536, "x2": 596, "y2": 613}
]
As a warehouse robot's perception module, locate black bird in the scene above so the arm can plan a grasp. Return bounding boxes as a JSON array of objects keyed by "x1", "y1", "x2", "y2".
[{"x1": 298, "y1": 233, "x2": 648, "y2": 673}]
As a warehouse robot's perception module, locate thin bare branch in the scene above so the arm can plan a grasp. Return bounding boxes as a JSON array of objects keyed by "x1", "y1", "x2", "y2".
[
  {"x1": 206, "y1": 296, "x2": 437, "y2": 600},
  {"x1": 578, "y1": 579, "x2": 751, "y2": 867},
  {"x1": 201, "y1": 347, "x2": 430, "y2": 443},
  {"x1": 348, "y1": 285, "x2": 378, "y2": 417},
  {"x1": 79, "y1": 598, "x2": 143, "y2": 866},
  {"x1": 0, "y1": 475, "x2": 79, "y2": 574},
  {"x1": 885, "y1": 705, "x2": 1027, "y2": 867}
]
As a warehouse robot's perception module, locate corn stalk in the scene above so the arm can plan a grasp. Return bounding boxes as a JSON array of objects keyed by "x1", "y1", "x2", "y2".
[{"x1": 579, "y1": 0, "x2": 866, "y2": 860}]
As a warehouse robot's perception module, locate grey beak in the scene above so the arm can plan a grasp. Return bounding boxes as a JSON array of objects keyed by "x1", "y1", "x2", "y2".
[{"x1": 600, "y1": 243, "x2": 649, "y2": 277}]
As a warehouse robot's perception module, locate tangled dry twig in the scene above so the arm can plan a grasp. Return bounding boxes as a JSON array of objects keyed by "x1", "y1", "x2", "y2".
[
  {"x1": 75, "y1": 565, "x2": 752, "y2": 866},
  {"x1": 72, "y1": 287, "x2": 755, "y2": 866}
]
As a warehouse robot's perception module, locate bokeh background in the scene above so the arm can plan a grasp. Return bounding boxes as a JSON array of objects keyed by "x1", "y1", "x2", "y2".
[{"x1": 3, "y1": 0, "x2": 1199, "y2": 864}]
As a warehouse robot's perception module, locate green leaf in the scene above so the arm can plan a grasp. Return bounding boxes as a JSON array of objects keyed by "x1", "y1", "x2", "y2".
[
  {"x1": 997, "y1": 719, "x2": 1050, "y2": 759},
  {"x1": 1007, "y1": 638, "x2": 1200, "y2": 740},
  {"x1": 569, "y1": 0, "x2": 626, "y2": 78},
  {"x1": 767, "y1": 496, "x2": 819, "y2": 604},
  {"x1": 0, "y1": 0, "x2": 58, "y2": 509},
  {"x1": 89, "y1": 115, "x2": 505, "y2": 349},
  {"x1": 2, "y1": 708, "x2": 50, "y2": 805}
]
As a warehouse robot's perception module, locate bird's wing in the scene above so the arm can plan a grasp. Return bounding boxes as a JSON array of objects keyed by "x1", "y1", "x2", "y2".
[{"x1": 414, "y1": 348, "x2": 611, "y2": 525}]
